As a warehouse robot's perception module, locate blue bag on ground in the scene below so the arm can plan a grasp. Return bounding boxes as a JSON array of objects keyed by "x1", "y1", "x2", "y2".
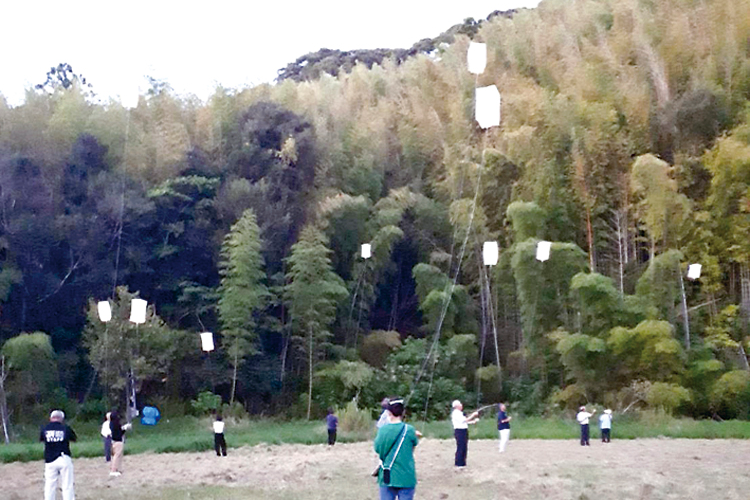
[{"x1": 141, "y1": 406, "x2": 161, "y2": 426}]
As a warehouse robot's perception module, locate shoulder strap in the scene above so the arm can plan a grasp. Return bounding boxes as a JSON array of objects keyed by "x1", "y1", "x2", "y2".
[
  {"x1": 386, "y1": 424, "x2": 409, "y2": 469},
  {"x1": 381, "y1": 424, "x2": 406, "y2": 464}
]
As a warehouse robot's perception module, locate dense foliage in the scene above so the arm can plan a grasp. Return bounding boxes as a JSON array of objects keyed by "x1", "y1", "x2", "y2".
[{"x1": 2, "y1": 0, "x2": 750, "y2": 435}]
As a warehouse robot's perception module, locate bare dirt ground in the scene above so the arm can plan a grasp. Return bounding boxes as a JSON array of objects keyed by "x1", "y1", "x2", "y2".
[{"x1": 4, "y1": 438, "x2": 750, "y2": 500}]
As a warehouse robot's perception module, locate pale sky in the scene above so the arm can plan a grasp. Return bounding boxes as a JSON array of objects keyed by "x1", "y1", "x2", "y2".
[{"x1": 1, "y1": 0, "x2": 540, "y2": 106}]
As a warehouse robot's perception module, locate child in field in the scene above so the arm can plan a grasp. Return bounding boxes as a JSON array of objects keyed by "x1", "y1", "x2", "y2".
[
  {"x1": 326, "y1": 407, "x2": 338, "y2": 446},
  {"x1": 213, "y1": 414, "x2": 227, "y2": 456},
  {"x1": 599, "y1": 409, "x2": 612, "y2": 443}
]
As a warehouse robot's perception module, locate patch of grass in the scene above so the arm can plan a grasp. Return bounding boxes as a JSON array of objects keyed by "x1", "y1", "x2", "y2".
[{"x1": 5, "y1": 413, "x2": 750, "y2": 463}]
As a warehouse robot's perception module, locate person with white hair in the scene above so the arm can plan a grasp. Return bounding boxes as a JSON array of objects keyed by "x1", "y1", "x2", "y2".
[
  {"x1": 451, "y1": 400, "x2": 478, "y2": 467},
  {"x1": 599, "y1": 409, "x2": 613, "y2": 443},
  {"x1": 40, "y1": 410, "x2": 77, "y2": 500},
  {"x1": 576, "y1": 405, "x2": 596, "y2": 446}
]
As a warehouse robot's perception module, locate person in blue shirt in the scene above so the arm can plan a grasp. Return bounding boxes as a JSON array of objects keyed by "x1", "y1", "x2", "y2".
[
  {"x1": 497, "y1": 403, "x2": 512, "y2": 452},
  {"x1": 326, "y1": 407, "x2": 339, "y2": 446}
]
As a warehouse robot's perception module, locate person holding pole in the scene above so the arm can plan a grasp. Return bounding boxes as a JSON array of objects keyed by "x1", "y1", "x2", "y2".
[
  {"x1": 40, "y1": 410, "x2": 77, "y2": 500},
  {"x1": 599, "y1": 409, "x2": 612, "y2": 443},
  {"x1": 576, "y1": 406, "x2": 596, "y2": 446},
  {"x1": 451, "y1": 400, "x2": 478, "y2": 467},
  {"x1": 100, "y1": 412, "x2": 112, "y2": 462},
  {"x1": 497, "y1": 403, "x2": 512, "y2": 452}
]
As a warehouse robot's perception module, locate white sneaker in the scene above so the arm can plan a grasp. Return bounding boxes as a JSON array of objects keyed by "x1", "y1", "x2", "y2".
[{"x1": 109, "y1": 471, "x2": 121, "y2": 477}]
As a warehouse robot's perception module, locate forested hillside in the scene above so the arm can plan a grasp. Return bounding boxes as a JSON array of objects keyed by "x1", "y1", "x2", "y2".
[{"x1": 2, "y1": 0, "x2": 750, "y2": 430}]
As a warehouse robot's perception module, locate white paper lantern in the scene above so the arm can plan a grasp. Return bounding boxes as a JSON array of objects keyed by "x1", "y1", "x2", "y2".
[
  {"x1": 361, "y1": 243, "x2": 372, "y2": 259},
  {"x1": 536, "y1": 241, "x2": 551, "y2": 262},
  {"x1": 475, "y1": 86, "x2": 501, "y2": 129},
  {"x1": 129, "y1": 298, "x2": 147, "y2": 324},
  {"x1": 687, "y1": 263, "x2": 702, "y2": 280},
  {"x1": 200, "y1": 332, "x2": 215, "y2": 352},
  {"x1": 483, "y1": 241, "x2": 499, "y2": 266},
  {"x1": 467, "y1": 42, "x2": 487, "y2": 74},
  {"x1": 97, "y1": 301, "x2": 112, "y2": 322},
  {"x1": 120, "y1": 91, "x2": 140, "y2": 110}
]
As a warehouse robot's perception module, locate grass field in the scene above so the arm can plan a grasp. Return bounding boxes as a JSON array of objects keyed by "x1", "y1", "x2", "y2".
[
  {"x1": 4, "y1": 437, "x2": 750, "y2": 499},
  {"x1": 4, "y1": 411, "x2": 750, "y2": 464}
]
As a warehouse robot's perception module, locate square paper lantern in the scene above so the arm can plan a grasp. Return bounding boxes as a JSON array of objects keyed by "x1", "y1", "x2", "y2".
[
  {"x1": 536, "y1": 241, "x2": 551, "y2": 262},
  {"x1": 129, "y1": 298, "x2": 147, "y2": 324},
  {"x1": 687, "y1": 263, "x2": 702, "y2": 280},
  {"x1": 467, "y1": 42, "x2": 487, "y2": 74},
  {"x1": 200, "y1": 332, "x2": 215, "y2": 352},
  {"x1": 361, "y1": 243, "x2": 372, "y2": 259},
  {"x1": 475, "y1": 86, "x2": 501, "y2": 129},
  {"x1": 483, "y1": 241, "x2": 499, "y2": 266},
  {"x1": 97, "y1": 301, "x2": 112, "y2": 322}
]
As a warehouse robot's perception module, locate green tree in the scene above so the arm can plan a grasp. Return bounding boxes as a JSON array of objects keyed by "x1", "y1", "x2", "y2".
[
  {"x1": 218, "y1": 209, "x2": 268, "y2": 405},
  {"x1": 285, "y1": 226, "x2": 349, "y2": 419},
  {"x1": 83, "y1": 287, "x2": 182, "y2": 410}
]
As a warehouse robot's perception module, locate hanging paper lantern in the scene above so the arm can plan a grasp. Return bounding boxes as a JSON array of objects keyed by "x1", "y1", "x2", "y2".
[
  {"x1": 97, "y1": 301, "x2": 112, "y2": 322},
  {"x1": 536, "y1": 241, "x2": 551, "y2": 262},
  {"x1": 467, "y1": 42, "x2": 487, "y2": 74},
  {"x1": 475, "y1": 86, "x2": 501, "y2": 129},
  {"x1": 361, "y1": 243, "x2": 372, "y2": 259},
  {"x1": 129, "y1": 298, "x2": 147, "y2": 324},
  {"x1": 200, "y1": 332, "x2": 215, "y2": 352},
  {"x1": 687, "y1": 263, "x2": 702, "y2": 280},
  {"x1": 483, "y1": 241, "x2": 499, "y2": 266}
]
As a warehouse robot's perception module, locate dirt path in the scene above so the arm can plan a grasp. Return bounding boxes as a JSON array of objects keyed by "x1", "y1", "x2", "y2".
[{"x1": 4, "y1": 438, "x2": 750, "y2": 499}]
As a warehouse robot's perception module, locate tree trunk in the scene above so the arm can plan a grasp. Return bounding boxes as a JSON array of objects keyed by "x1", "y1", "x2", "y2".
[
  {"x1": 0, "y1": 356, "x2": 11, "y2": 444},
  {"x1": 230, "y1": 347, "x2": 238, "y2": 406},
  {"x1": 585, "y1": 205, "x2": 595, "y2": 272},
  {"x1": 678, "y1": 269, "x2": 690, "y2": 351},
  {"x1": 307, "y1": 326, "x2": 313, "y2": 420}
]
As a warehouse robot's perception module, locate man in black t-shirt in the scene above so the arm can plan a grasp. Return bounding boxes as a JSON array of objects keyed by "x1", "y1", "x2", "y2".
[{"x1": 40, "y1": 410, "x2": 77, "y2": 500}]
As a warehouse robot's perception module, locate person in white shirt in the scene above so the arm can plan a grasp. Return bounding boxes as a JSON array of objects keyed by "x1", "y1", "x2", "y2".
[
  {"x1": 451, "y1": 400, "x2": 478, "y2": 467},
  {"x1": 576, "y1": 406, "x2": 596, "y2": 446},
  {"x1": 100, "y1": 412, "x2": 112, "y2": 462},
  {"x1": 376, "y1": 398, "x2": 390, "y2": 429},
  {"x1": 213, "y1": 414, "x2": 227, "y2": 456},
  {"x1": 599, "y1": 409, "x2": 612, "y2": 443}
]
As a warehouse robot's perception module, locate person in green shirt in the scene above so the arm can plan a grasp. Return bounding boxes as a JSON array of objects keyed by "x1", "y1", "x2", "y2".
[{"x1": 373, "y1": 398, "x2": 421, "y2": 500}]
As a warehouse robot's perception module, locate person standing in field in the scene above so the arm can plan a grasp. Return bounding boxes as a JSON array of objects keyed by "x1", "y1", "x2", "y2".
[
  {"x1": 326, "y1": 407, "x2": 339, "y2": 446},
  {"x1": 109, "y1": 411, "x2": 131, "y2": 476},
  {"x1": 576, "y1": 406, "x2": 596, "y2": 446},
  {"x1": 376, "y1": 398, "x2": 390, "y2": 429},
  {"x1": 213, "y1": 414, "x2": 227, "y2": 456},
  {"x1": 497, "y1": 403, "x2": 512, "y2": 452},
  {"x1": 599, "y1": 409, "x2": 612, "y2": 443},
  {"x1": 374, "y1": 398, "x2": 421, "y2": 500},
  {"x1": 40, "y1": 410, "x2": 77, "y2": 500},
  {"x1": 101, "y1": 412, "x2": 112, "y2": 462},
  {"x1": 451, "y1": 400, "x2": 478, "y2": 467}
]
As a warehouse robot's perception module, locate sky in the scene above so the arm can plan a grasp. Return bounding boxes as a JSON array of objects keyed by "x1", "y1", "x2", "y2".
[{"x1": 1, "y1": 0, "x2": 541, "y2": 107}]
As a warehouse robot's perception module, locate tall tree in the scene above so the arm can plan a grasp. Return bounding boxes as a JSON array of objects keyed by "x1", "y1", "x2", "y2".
[
  {"x1": 218, "y1": 209, "x2": 268, "y2": 405},
  {"x1": 285, "y1": 226, "x2": 348, "y2": 419}
]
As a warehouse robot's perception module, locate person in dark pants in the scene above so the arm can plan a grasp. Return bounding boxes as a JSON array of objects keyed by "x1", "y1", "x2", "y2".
[
  {"x1": 599, "y1": 409, "x2": 612, "y2": 443},
  {"x1": 326, "y1": 407, "x2": 338, "y2": 446},
  {"x1": 100, "y1": 412, "x2": 112, "y2": 462},
  {"x1": 213, "y1": 414, "x2": 227, "y2": 456},
  {"x1": 576, "y1": 406, "x2": 596, "y2": 446},
  {"x1": 450, "y1": 400, "x2": 478, "y2": 467}
]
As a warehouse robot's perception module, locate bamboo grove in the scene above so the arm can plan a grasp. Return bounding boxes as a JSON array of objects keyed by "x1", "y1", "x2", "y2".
[{"x1": 2, "y1": 0, "x2": 750, "y2": 431}]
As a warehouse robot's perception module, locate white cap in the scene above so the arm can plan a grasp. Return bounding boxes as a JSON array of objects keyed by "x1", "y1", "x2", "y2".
[
  {"x1": 604, "y1": 409, "x2": 612, "y2": 414},
  {"x1": 452, "y1": 400, "x2": 462, "y2": 408},
  {"x1": 50, "y1": 410, "x2": 65, "y2": 420}
]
